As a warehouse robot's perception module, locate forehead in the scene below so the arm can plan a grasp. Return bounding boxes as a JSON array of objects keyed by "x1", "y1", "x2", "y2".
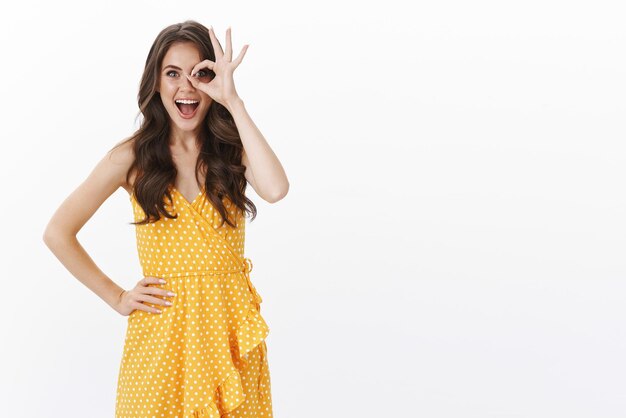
[{"x1": 161, "y1": 42, "x2": 202, "y2": 69}]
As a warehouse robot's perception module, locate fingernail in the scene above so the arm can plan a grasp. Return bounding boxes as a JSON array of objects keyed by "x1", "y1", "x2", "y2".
[
  {"x1": 165, "y1": 301, "x2": 172, "y2": 306},
  {"x1": 159, "y1": 279, "x2": 166, "y2": 284},
  {"x1": 168, "y1": 291, "x2": 176, "y2": 296}
]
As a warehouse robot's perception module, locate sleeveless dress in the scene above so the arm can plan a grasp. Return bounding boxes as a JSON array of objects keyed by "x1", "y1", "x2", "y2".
[{"x1": 115, "y1": 185, "x2": 273, "y2": 418}]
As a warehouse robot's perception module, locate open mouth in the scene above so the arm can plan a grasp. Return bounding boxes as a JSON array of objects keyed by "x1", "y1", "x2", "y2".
[{"x1": 175, "y1": 100, "x2": 200, "y2": 119}]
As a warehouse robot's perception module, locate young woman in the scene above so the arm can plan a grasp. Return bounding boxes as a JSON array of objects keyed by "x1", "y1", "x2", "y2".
[{"x1": 43, "y1": 20, "x2": 288, "y2": 418}]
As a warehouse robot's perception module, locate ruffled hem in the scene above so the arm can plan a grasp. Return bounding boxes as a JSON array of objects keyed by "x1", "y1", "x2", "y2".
[
  {"x1": 192, "y1": 304, "x2": 270, "y2": 418},
  {"x1": 192, "y1": 402, "x2": 220, "y2": 418}
]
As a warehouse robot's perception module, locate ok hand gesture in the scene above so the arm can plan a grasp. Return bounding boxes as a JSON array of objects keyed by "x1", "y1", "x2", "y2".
[{"x1": 185, "y1": 26, "x2": 249, "y2": 109}]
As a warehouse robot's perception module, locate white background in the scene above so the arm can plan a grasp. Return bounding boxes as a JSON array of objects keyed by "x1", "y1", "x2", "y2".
[{"x1": 1, "y1": 0, "x2": 625, "y2": 417}]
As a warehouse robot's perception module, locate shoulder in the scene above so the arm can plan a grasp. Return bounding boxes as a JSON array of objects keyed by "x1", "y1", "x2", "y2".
[
  {"x1": 106, "y1": 137, "x2": 137, "y2": 195},
  {"x1": 45, "y1": 137, "x2": 137, "y2": 235}
]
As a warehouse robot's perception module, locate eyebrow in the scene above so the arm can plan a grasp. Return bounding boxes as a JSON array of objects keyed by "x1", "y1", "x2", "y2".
[{"x1": 163, "y1": 65, "x2": 185, "y2": 71}]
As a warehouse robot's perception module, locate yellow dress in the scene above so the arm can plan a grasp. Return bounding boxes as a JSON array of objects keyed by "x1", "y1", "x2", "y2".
[{"x1": 115, "y1": 185, "x2": 273, "y2": 418}]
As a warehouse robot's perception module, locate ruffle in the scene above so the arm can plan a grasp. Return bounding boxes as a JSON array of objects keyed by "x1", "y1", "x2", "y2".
[
  {"x1": 192, "y1": 304, "x2": 270, "y2": 418},
  {"x1": 192, "y1": 402, "x2": 220, "y2": 418},
  {"x1": 234, "y1": 306, "x2": 270, "y2": 364}
]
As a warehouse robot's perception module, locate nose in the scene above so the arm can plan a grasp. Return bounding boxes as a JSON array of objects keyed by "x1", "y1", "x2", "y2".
[{"x1": 178, "y1": 72, "x2": 196, "y2": 88}]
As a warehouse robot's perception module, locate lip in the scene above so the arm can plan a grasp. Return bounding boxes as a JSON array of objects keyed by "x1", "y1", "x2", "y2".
[{"x1": 175, "y1": 101, "x2": 200, "y2": 119}]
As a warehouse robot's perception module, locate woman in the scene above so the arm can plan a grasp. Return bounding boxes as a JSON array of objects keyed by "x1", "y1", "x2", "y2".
[{"x1": 43, "y1": 20, "x2": 288, "y2": 418}]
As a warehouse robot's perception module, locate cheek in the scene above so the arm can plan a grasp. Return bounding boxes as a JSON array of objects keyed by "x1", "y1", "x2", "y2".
[
  {"x1": 159, "y1": 86, "x2": 177, "y2": 106},
  {"x1": 200, "y1": 100, "x2": 213, "y2": 115},
  {"x1": 159, "y1": 79, "x2": 176, "y2": 95}
]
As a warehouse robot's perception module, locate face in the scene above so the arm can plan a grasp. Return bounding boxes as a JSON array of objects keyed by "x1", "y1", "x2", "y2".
[{"x1": 157, "y1": 42, "x2": 213, "y2": 133}]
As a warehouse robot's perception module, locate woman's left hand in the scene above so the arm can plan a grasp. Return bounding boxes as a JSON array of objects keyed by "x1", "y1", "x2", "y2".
[{"x1": 186, "y1": 26, "x2": 249, "y2": 109}]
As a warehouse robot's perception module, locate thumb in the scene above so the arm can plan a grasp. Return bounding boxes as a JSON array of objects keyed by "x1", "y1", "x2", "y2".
[{"x1": 185, "y1": 74, "x2": 199, "y2": 86}]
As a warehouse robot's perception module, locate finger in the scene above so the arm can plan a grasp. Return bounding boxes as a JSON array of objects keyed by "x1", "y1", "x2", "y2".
[
  {"x1": 185, "y1": 74, "x2": 199, "y2": 87},
  {"x1": 137, "y1": 293, "x2": 172, "y2": 306},
  {"x1": 190, "y1": 60, "x2": 215, "y2": 78},
  {"x1": 141, "y1": 276, "x2": 167, "y2": 286},
  {"x1": 225, "y1": 26, "x2": 232, "y2": 62},
  {"x1": 134, "y1": 301, "x2": 162, "y2": 314},
  {"x1": 143, "y1": 286, "x2": 177, "y2": 298},
  {"x1": 232, "y1": 44, "x2": 249, "y2": 69},
  {"x1": 208, "y1": 25, "x2": 224, "y2": 57}
]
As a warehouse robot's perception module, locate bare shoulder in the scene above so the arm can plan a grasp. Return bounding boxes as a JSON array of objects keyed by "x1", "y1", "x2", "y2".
[
  {"x1": 108, "y1": 137, "x2": 138, "y2": 195},
  {"x1": 44, "y1": 136, "x2": 137, "y2": 237}
]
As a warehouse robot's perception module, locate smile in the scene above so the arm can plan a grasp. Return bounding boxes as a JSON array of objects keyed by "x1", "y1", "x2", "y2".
[{"x1": 175, "y1": 99, "x2": 200, "y2": 119}]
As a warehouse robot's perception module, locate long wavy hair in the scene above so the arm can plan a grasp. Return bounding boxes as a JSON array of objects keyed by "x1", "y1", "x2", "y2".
[{"x1": 110, "y1": 20, "x2": 256, "y2": 228}]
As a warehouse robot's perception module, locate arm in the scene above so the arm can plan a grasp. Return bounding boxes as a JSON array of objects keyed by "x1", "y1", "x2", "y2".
[
  {"x1": 226, "y1": 98, "x2": 290, "y2": 203},
  {"x1": 42, "y1": 139, "x2": 134, "y2": 312}
]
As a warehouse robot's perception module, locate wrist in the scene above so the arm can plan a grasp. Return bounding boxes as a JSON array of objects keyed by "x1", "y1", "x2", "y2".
[
  {"x1": 103, "y1": 280, "x2": 126, "y2": 311},
  {"x1": 224, "y1": 96, "x2": 244, "y2": 112},
  {"x1": 115, "y1": 289, "x2": 126, "y2": 308}
]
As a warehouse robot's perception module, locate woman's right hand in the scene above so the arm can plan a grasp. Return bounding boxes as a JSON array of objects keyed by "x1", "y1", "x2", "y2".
[{"x1": 115, "y1": 277, "x2": 176, "y2": 316}]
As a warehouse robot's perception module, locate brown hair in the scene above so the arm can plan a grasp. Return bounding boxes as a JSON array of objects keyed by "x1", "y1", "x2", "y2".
[{"x1": 111, "y1": 20, "x2": 256, "y2": 227}]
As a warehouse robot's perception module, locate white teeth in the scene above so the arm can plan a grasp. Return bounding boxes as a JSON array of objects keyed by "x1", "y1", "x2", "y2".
[{"x1": 175, "y1": 99, "x2": 199, "y2": 104}]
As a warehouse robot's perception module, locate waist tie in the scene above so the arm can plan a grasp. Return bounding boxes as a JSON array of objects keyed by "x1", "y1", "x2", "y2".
[
  {"x1": 242, "y1": 258, "x2": 268, "y2": 394},
  {"x1": 242, "y1": 257, "x2": 263, "y2": 307},
  {"x1": 143, "y1": 258, "x2": 263, "y2": 307}
]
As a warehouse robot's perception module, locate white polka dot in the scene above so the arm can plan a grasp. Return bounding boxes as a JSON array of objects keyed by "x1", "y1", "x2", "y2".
[{"x1": 116, "y1": 188, "x2": 272, "y2": 417}]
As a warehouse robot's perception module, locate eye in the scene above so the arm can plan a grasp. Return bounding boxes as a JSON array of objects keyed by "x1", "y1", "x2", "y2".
[
  {"x1": 166, "y1": 70, "x2": 178, "y2": 77},
  {"x1": 195, "y1": 70, "x2": 210, "y2": 78}
]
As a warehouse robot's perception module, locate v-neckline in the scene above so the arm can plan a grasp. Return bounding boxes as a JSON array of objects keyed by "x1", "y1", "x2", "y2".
[{"x1": 171, "y1": 184, "x2": 205, "y2": 207}]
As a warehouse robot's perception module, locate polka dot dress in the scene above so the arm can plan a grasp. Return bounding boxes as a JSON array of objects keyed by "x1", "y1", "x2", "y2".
[{"x1": 115, "y1": 185, "x2": 273, "y2": 418}]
